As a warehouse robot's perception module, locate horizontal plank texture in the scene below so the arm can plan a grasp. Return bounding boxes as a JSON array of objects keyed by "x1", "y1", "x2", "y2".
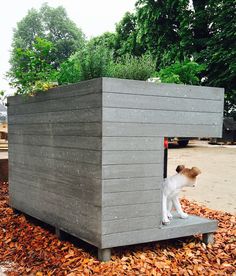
[
  {"x1": 102, "y1": 78, "x2": 224, "y2": 138},
  {"x1": 8, "y1": 78, "x2": 103, "y2": 247},
  {"x1": 101, "y1": 214, "x2": 218, "y2": 248},
  {"x1": 101, "y1": 78, "x2": 223, "y2": 247},
  {"x1": 8, "y1": 78, "x2": 102, "y2": 106}
]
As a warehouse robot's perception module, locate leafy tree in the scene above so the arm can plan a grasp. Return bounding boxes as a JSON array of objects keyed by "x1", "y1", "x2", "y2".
[
  {"x1": 8, "y1": 37, "x2": 58, "y2": 94},
  {"x1": 196, "y1": 0, "x2": 236, "y2": 118},
  {"x1": 135, "y1": 0, "x2": 192, "y2": 68},
  {"x1": 88, "y1": 32, "x2": 116, "y2": 52},
  {"x1": 114, "y1": 12, "x2": 143, "y2": 58},
  {"x1": 88, "y1": 13, "x2": 143, "y2": 60},
  {"x1": 192, "y1": 0, "x2": 210, "y2": 53},
  {"x1": 115, "y1": 0, "x2": 235, "y2": 116},
  {"x1": 10, "y1": 3, "x2": 85, "y2": 72}
]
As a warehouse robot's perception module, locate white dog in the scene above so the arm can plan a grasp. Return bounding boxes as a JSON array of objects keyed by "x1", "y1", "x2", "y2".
[{"x1": 162, "y1": 165, "x2": 201, "y2": 225}]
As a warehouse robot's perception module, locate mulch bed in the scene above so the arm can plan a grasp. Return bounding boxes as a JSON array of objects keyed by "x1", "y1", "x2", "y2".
[{"x1": 0, "y1": 181, "x2": 235, "y2": 275}]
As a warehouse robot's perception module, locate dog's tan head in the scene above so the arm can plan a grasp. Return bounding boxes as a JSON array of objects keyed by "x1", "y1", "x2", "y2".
[{"x1": 176, "y1": 165, "x2": 201, "y2": 186}]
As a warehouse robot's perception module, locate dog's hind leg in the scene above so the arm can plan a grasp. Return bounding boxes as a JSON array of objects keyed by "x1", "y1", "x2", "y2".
[
  {"x1": 162, "y1": 195, "x2": 170, "y2": 224},
  {"x1": 172, "y1": 196, "x2": 188, "y2": 219},
  {"x1": 167, "y1": 200, "x2": 173, "y2": 219}
]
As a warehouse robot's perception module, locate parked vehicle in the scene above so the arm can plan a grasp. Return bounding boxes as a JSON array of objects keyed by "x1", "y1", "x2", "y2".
[
  {"x1": 209, "y1": 117, "x2": 236, "y2": 144},
  {"x1": 168, "y1": 137, "x2": 190, "y2": 147}
]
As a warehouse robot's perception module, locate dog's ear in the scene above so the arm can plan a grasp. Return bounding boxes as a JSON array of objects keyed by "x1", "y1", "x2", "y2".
[
  {"x1": 190, "y1": 167, "x2": 201, "y2": 177},
  {"x1": 176, "y1": 165, "x2": 185, "y2": 173}
]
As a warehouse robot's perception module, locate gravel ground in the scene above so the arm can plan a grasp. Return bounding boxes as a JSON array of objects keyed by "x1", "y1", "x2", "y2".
[{"x1": 168, "y1": 140, "x2": 236, "y2": 215}]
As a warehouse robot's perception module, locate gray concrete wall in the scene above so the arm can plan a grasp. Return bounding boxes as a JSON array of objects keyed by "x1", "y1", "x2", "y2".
[
  {"x1": 102, "y1": 78, "x2": 224, "y2": 138},
  {"x1": 101, "y1": 78, "x2": 224, "y2": 248},
  {"x1": 8, "y1": 78, "x2": 103, "y2": 247}
]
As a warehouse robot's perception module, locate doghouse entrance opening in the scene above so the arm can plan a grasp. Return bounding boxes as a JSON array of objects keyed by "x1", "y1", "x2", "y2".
[{"x1": 163, "y1": 137, "x2": 168, "y2": 178}]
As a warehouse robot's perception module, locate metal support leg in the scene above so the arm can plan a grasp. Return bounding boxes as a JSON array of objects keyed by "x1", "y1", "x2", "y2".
[
  {"x1": 55, "y1": 228, "x2": 65, "y2": 240},
  {"x1": 203, "y1": 232, "x2": 214, "y2": 244},
  {"x1": 12, "y1": 208, "x2": 21, "y2": 215},
  {"x1": 98, "y1": 248, "x2": 111, "y2": 262}
]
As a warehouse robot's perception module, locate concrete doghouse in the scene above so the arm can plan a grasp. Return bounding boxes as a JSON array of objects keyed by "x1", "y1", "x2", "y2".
[{"x1": 8, "y1": 78, "x2": 224, "y2": 261}]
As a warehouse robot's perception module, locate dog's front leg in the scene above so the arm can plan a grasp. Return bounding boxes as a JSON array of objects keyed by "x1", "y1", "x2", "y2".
[
  {"x1": 162, "y1": 195, "x2": 170, "y2": 224},
  {"x1": 172, "y1": 196, "x2": 188, "y2": 219}
]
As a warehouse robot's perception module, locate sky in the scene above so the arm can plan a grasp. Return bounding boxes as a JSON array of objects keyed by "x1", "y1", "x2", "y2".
[{"x1": 0, "y1": 0, "x2": 137, "y2": 94}]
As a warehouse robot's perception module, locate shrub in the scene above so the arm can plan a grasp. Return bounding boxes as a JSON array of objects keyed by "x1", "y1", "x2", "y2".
[
  {"x1": 57, "y1": 43, "x2": 113, "y2": 84},
  {"x1": 107, "y1": 54, "x2": 156, "y2": 80},
  {"x1": 57, "y1": 57, "x2": 81, "y2": 85},
  {"x1": 30, "y1": 81, "x2": 58, "y2": 96},
  {"x1": 8, "y1": 37, "x2": 58, "y2": 95},
  {"x1": 77, "y1": 43, "x2": 113, "y2": 81},
  {"x1": 154, "y1": 60, "x2": 206, "y2": 85}
]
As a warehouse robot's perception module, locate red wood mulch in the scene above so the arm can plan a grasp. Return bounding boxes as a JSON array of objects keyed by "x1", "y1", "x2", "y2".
[{"x1": 0, "y1": 181, "x2": 235, "y2": 275}]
